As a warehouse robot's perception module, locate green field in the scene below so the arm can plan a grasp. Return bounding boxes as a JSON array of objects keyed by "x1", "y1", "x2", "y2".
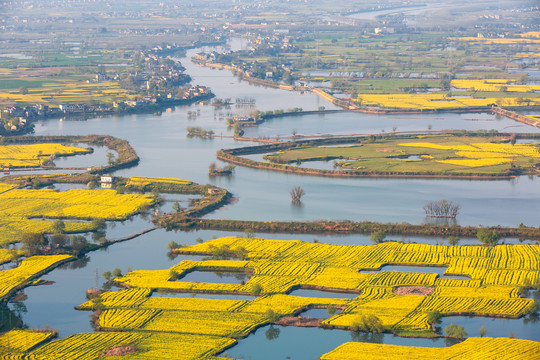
[{"x1": 262, "y1": 135, "x2": 540, "y2": 176}]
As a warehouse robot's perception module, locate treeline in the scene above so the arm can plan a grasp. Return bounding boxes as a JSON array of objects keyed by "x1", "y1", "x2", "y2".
[{"x1": 163, "y1": 218, "x2": 540, "y2": 241}]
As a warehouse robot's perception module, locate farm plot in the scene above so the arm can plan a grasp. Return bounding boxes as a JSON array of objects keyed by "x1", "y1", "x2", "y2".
[
  {"x1": 261, "y1": 135, "x2": 540, "y2": 176},
  {"x1": 320, "y1": 337, "x2": 540, "y2": 360},
  {"x1": 109, "y1": 237, "x2": 539, "y2": 334},
  {"x1": 0, "y1": 188, "x2": 155, "y2": 246},
  {"x1": 0, "y1": 143, "x2": 91, "y2": 168},
  {"x1": 0, "y1": 255, "x2": 72, "y2": 301}
]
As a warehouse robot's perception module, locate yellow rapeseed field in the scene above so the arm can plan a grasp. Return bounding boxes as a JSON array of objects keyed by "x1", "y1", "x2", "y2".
[
  {"x1": 16, "y1": 237, "x2": 532, "y2": 359},
  {"x1": 0, "y1": 143, "x2": 91, "y2": 168},
  {"x1": 456, "y1": 36, "x2": 540, "y2": 44},
  {"x1": 320, "y1": 337, "x2": 540, "y2": 360},
  {"x1": 127, "y1": 176, "x2": 192, "y2": 187},
  {"x1": 0, "y1": 81, "x2": 136, "y2": 106},
  {"x1": 356, "y1": 93, "x2": 539, "y2": 110},
  {"x1": 0, "y1": 188, "x2": 155, "y2": 245},
  {"x1": 451, "y1": 79, "x2": 540, "y2": 93},
  {"x1": 0, "y1": 254, "x2": 72, "y2": 301},
  {"x1": 0, "y1": 330, "x2": 56, "y2": 353},
  {"x1": 400, "y1": 141, "x2": 540, "y2": 167},
  {"x1": 107, "y1": 238, "x2": 538, "y2": 335}
]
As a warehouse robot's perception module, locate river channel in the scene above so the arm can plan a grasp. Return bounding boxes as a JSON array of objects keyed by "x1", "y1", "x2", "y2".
[{"x1": 8, "y1": 38, "x2": 539, "y2": 353}]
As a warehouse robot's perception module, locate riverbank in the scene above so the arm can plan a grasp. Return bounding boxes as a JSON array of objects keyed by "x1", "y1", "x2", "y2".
[
  {"x1": 160, "y1": 218, "x2": 540, "y2": 241},
  {"x1": 0, "y1": 92, "x2": 214, "y2": 137}
]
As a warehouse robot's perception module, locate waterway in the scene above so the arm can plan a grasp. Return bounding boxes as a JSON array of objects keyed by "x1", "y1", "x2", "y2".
[
  {"x1": 7, "y1": 37, "x2": 540, "y2": 352},
  {"x1": 222, "y1": 325, "x2": 444, "y2": 360},
  {"x1": 31, "y1": 39, "x2": 540, "y2": 227}
]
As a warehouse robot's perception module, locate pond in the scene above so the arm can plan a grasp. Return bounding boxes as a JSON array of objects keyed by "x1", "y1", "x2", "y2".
[
  {"x1": 438, "y1": 315, "x2": 540, "y2": 342},
  {"x1": 288, "y1": 289, "x2": 359, "y2": 299},
  {"x1": 300, "y1": 308, "x2": 342, "y2": 319},
  {"x1": 221, "y1": 325, "x2": 444, "y2": 360},
  {"x1": 53, "y1": 145, "x2": 114, "y2": 169},
  {"x1": 150, "y1": 291, "x2": 256, "y2": 301},
  {"x1": 178, "y1": 270, "x2": 250, "y2": 284},
  {"x1": 359, "y1": 265, "x2": 469, "y2": 279}
]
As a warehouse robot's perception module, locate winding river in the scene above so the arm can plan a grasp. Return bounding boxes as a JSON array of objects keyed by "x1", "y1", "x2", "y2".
[{"x1": 8, "y1": 38, "x2": 540, "y2": 353}]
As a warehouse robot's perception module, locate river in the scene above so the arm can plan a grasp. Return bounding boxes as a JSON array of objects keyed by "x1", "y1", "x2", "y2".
[{"x1": 8, "y1": 38, "x2": 540, "y2": 354}]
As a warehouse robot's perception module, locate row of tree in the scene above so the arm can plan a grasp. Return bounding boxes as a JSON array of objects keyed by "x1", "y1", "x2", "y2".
[{"x1": 423, "y1": 199, "x2": 461, "y2": 218}]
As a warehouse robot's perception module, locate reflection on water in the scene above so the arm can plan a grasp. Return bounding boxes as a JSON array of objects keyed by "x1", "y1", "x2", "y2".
[
  {"x1": 288, "y1": 289, "x2": 359, "y2": 299},
  {"x1": 359, "y1": 265, "x2": 469, "y2": 279},
  {"x1": 179, "y1": 270, "x2": 250, "y2": 284},
  {"x1": 222, "y1": 325, "x2": 443, "y2": 360},
  {"x1": 53, "y1": 145, "x2": 113, "y2": 168},
  {"x1": 438, "y1": 315, "x2": 540, "y2": 342},
  {"x1": 300, "y1": 308, "x2": 342, "y2": 319},
  {"x1": 151, "y1": 291, "x2": 255, "y2": 301}
]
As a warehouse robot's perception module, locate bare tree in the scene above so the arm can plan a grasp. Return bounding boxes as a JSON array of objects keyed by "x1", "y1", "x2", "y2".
[
  {"x1": 290, "y1": 186, "x2": 305, "y2": 204},
  {"x1": 423, "y1": 199, "x2": 461, "y2": 218}
]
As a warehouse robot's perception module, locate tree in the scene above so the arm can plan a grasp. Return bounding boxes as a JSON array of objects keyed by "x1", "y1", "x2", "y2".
[
  {"x1": 356, "y1": 315, "x2": 383, "y2": 334},
  {"x1": 290, "y1": 186, "x2": 305, "y2": 204},
  {"x1": 250, "y1": 283, "x2": 262, "y2": 296},
  {"x1": 21, "y1": 233, "x2": 46, "y2": 255},
  {"x1": 87, "y1": 180, "x2": 99, "y2": 189},
  {"x1": 102, "y1": 271, "x2": 112, "y2": 281},
  {"x1": 92, "y1": 219, "x2": 107, "y2": 231},
  {"x1": 440, "y1": 78, "x2": 451, "y2": 91},
  {"x1": 369, "y1": 230, "x2": 386, "y2": 244},
  {"x1": 106, "y1": 152, "x2": 115, "y2": 165},
  {"x1": 477, "y1": 228, "x2": 500, "y2": 246},
  {"x1": 479, "y1": 325, "x2": 487, "y2": 337},
  {"x1": 51, "y1": 220, "x2": 66, "y2": 234},
  {"x1": 32, "y1": 178, "x2": 42, "y2": 189},
  {"x1": 265, "y1": 309, "x2": 280, "y2": 322},
  {"x1": 244, "y1": 228, "x2": 255, "y2": 239},
  {"x1": 49, "y1": 234, "x2": 68, "y2": 248},
  {"x1": 423, "y1": 199, "x2": 461, "y2": 218},
  {"x1": 445, "y1": 323, "x2": 467, "y2": 338},
  {"x1": 326, "y1": 305, "x2": 338, "y2": 316},
  {"x1": 70, "y1": 235, "x2": 88, "y2": 256},
  {"x1": 426, "y1": 310, "x2": 442, "y2": 325},
  {"x1": 167, "y1": 241, "x2": 180, "y2": 250},
  {"x1": 19, "y1": 86, "x2": 29, "y2": 95},
  {"x1": 195, "y1": 237, "x2": 204, "y2": 244},
  {"x1": 112, "y1": 268, "x2": 122, "y2": 277},
  {"x1": 447, "y1": 236, "x2": 460, "y2": 246},
  {"x1": 172, "y1": 201, "x2": 183, "y2": 213}
]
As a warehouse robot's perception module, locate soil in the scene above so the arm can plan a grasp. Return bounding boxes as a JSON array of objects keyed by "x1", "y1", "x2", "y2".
[
  {"x1": 394, "y1": 286, "x2": 434, "y2": 296},
  {"x1": 100, "y1": 345, "x2": 137, "y2": 357},
  {"x1": 275, "y1": 316, "x2": 323, "y2": 327}
]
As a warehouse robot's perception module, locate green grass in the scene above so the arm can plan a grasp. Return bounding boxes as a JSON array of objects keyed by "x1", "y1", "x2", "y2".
[{"x1": 262, "y1": 135, "x2": 540, "y2": 176}]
